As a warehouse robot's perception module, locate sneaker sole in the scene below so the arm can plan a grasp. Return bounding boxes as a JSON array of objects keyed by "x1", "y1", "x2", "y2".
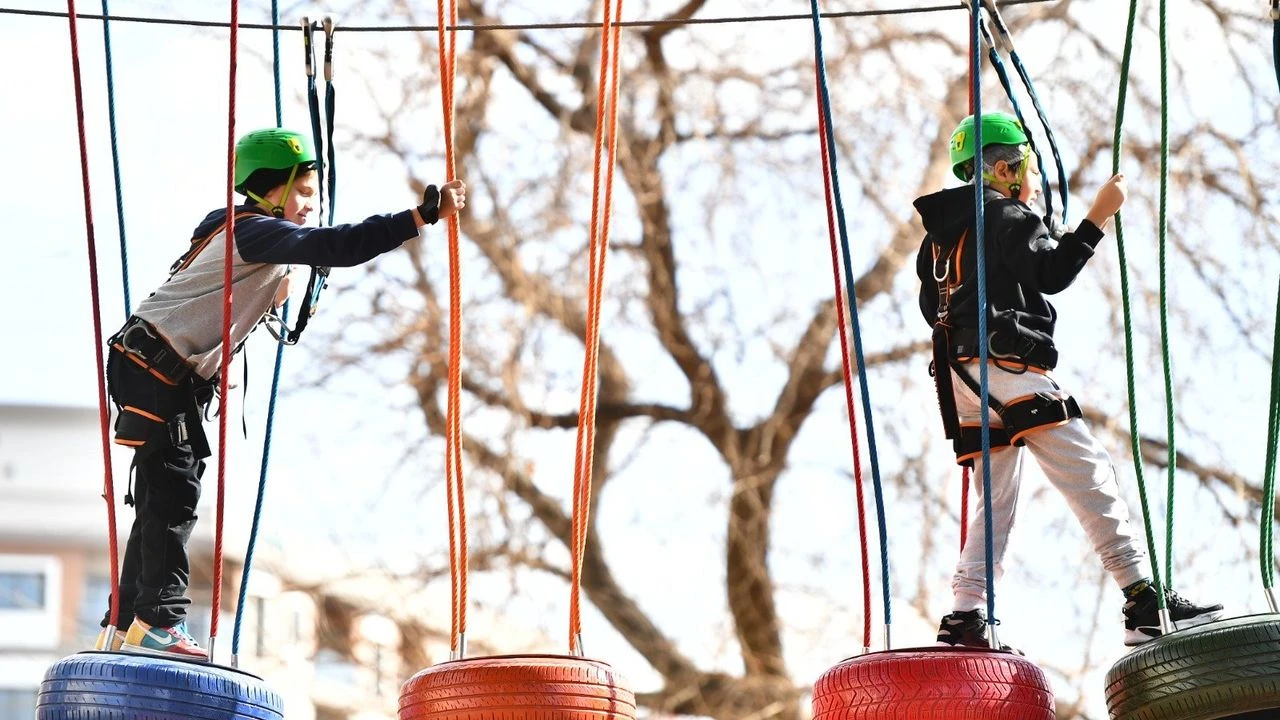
[
  {"x1": 120, "y1": 642, "x2": 209, "y2": 661},
  {"x1": 1124, "y1": 610, "x2": 1227, "y2": 647}
]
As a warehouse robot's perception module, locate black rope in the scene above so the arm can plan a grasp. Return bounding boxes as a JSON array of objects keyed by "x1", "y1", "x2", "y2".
[{"x1": 4, "y1": 1, "x2": 1062, "y2": 33}]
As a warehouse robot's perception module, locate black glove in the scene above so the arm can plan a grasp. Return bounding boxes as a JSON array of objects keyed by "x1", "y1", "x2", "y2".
[{"x1": 417, "y1": 185, "x2": 441, "y2": 225}]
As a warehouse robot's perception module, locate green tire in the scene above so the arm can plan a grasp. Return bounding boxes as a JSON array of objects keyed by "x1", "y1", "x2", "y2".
[{"x1": 1105, "y1": 614, "x2": 1280, "y2": 720}]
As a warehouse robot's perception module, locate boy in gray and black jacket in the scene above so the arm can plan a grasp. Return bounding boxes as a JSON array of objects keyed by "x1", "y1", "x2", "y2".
[{"x1": 96, "y1": 128, "x2": 465, "y2": 659}]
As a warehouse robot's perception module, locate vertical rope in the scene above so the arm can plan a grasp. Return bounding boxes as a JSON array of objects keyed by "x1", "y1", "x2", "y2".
[
  {"x1": 436, "y1": 0, "x2": 468, "y2": 657},
  {"x1": 67, "y1": 0, "x2": 122, "y2": 634},
  {"x1": 977, "y1": 14, "x2": 1054, "y2": 221},
  {"x1": 271, "y1": 0, "x2": 281, "y2": 127},
  {"x1": 960, "y1": 465, "x2": 970, "y2": 551},
  {"x1": 981, "y1": 0, "x2": 1070, "y2": 223},
  {"x1": 303, "y1": 20, "x2": 325, "y2": 229},
  {"x1": 809, "y1": 0, "x2": 892, "y2": 644},
  {"x1": 1112, "y1": 0, "x2": 1168, "y2": 607},
  {"x1": 967, "y1": 0, "x2": 1000, "y2": 633},
  {"x1": 569, "y1": 0, "x2": 623, "y2": 654},
  {"x1": 323, "y1": 18, "x2": 337, "y2": 226},
  {"x1": 232, "y1": 0, "x2": 284, "y2": 664},
  {"x1": 99, "y1": 0, "x2": 131, "y2": 315},
  {"x1": 211, "y1": 0, "x2": 241, "y2": 656},
  {"x1": 815, "y1": 74, "x2": 872, "y2": 652},
  {"x1": 1261, "y1": 276, "x2": 1280, "y2": 591},
  {"x1": 1156, "y1": 0, "x2": 1177, "y2": 589},
  {"x1": 1271, "y1": 1, "x2": 1279, "y2": 95}
]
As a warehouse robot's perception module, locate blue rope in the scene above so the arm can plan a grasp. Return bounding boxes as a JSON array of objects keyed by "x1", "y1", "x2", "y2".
[
  {"x1": 981, "y1": 2, "x2": 1069, "y2": 223},
  {"x1": 970, "y1": 0, "x2": 998, "y2": 628},
  {"x1": 233, "y1": 0, "x2": 285, "y2": 661},
  {"x1": 100, "y1": 0, "x2": 131, "y2": 315},
  {"x1": 323, "y1": 21, "x2": 337, "y2": 225},
  {"x1": 1007, "y1": 52, "x2": 1069, "y2": 222},
  {"x1": 1273, "y1": 6, "x2": 1279, "y2": 96},
  {"x1": 978, "y1": 17, "x2": 1054, "y2": 224},
  {"x1": 271, "y1": 0, "x2": 281, "y2": 126},
  {"x1": 808, "y1": 0, "x2": 892, "y2": 633}
]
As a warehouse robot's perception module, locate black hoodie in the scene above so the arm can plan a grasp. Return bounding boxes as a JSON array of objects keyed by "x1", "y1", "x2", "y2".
[{"x1": 913, "y1": 186, "x2": 1104, "y2": 368}]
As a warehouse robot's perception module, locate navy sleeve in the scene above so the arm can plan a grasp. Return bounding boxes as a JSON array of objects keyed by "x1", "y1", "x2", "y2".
[
  {"x1": 235, "y1": 210, "x2": 420, "y2": 267},
  {"x1": 993, "y1": 201, "x2": 1103, "y2": 295}
]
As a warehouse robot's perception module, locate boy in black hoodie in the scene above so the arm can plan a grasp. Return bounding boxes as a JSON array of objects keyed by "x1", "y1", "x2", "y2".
[{"x1": 915, "y1": 112, "x2": 1221, "y2": 649}]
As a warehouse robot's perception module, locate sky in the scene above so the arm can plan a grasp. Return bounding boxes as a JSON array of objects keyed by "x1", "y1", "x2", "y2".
[{"x1": 2, "y1": 1, "x2": 1278, "y2": 718}]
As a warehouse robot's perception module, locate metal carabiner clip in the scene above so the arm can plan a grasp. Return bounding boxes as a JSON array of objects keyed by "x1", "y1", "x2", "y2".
[{"x1": 120, "y1": 321, "x2": 156, "y2": 360}]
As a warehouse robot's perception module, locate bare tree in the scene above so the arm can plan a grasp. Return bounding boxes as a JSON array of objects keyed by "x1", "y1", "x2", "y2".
[{"x1": 307, "y1": 1, "x2": 1279, "y2": 717}]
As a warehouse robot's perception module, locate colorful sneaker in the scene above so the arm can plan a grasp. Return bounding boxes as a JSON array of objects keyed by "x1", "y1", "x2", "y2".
[
  {"x1": 935, "y1": 609, "x2": 1023, "y2": 654},
  {"x1": 93, "y1": 627, "x2": 126, "y2": 651},
  {"x1": 121, "y1": 618, "x2": 208, "y2": 660},
  {"x1": 1122, "y1": 580, "x2": 1225, "y2": 646}
]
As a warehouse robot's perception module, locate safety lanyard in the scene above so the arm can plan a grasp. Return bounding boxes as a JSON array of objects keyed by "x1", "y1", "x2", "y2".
[{"x1": 265, "y1": 16, "x2": 339, "y2": 346}]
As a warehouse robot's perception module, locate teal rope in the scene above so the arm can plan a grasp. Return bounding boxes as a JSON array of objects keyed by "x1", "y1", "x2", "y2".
[
  {"x1": 968, "y1": 0, "x2": 1000, "y2": 632},
  {"x1": 808, "y1": 0, "x2": 893, "y2": 634},
  {"x1": 1113, "y1": 0, "x2": 1167, "y2": 606},
  {"x1": 100, "y1": 0, "x2": 131, "y2": 315},
  {"x1": 1156, "y1": 0, "x2": 1177, "y2": 590},
  {"x1": 1263, "y1": 277, "x2": 1280, "y2": 590},
  {"x1": 978, "y1": 16, "x2": 1054, "y2": 221},
  {"x1": 232, "y1": 0, "x2": 284, "y2": 662}
]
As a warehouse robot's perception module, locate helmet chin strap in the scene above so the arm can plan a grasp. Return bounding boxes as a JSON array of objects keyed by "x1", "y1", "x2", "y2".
[
  {"x1": 980, "y1": 145, "x2": 1032, "y2": 199},
  {"x1": 245, "y1": 164, "x2": 302, "y2": 218}
]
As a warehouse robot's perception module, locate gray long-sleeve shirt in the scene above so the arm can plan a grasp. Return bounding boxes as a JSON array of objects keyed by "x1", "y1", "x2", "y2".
[{"x1": 133, "y1": 205, "x2": 419, "y2": 379}]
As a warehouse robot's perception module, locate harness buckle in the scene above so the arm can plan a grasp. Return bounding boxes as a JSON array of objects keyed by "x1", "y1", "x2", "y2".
[{"x1": 120, "y1": 320, "x2": 157, "y2": 361}]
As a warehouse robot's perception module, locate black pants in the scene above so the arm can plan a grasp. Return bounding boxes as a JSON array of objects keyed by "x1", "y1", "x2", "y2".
[{"x1": 101, "y1": 349, "x2": 211, "y2": 629}]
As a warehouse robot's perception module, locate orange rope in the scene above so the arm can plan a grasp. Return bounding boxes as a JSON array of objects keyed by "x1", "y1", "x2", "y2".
[
  {"x1": 569, "y1": 0, "x2": 624, "y2": 654},
  {"x1": 436, "y1": 0, "x2": 467, "y2": 655}
]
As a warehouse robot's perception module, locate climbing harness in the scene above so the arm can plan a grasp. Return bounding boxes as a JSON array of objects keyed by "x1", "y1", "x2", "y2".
[{"x1": 928, "y1": 226, "x2": 1081, "y2": 466}]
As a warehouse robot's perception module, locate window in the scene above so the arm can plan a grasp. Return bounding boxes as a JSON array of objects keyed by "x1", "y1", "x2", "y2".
[
  {"x1": 0, "y1": 555, "x2": 61, "y2": 649},
  {"x1": 0, "y1": 688, "x2": 37, "y2": 718},
  {"x1": 0, "y1": 572, "x2": 44, "y2": 610},
  {"x1": 78, "y1": 575, "x2": 113, "y2": 636},
  {"x1": 254, "y1": 596, "x2": 266, "y2": 658}
]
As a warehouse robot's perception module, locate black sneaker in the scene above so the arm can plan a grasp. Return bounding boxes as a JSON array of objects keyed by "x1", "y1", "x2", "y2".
[
  {"x1": 1122, "y1": 580, "x2": 1225, "y2": 647},
  {"x1": 936, "y1": 609, "x2": 1022, "y2": 654}
]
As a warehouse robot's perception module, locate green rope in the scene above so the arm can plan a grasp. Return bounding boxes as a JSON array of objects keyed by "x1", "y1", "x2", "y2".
[
  {"x1": 1112, "y1": 0, "x2": 1167, "y2": 608},
  {"x1": 1156, "y1": 0, "x2": 1177, "y2": 590},
  {"x1": 1262, "y1": 276, "x2": 1280, "y2": 590}
]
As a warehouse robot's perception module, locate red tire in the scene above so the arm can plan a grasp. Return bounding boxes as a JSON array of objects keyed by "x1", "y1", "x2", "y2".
[
  {"x1": 812, "y1": 646, "x2": 1055, "y2": 720},
  {"x1": 399, "y1": 654, "x2": 636, "y2": 720}
]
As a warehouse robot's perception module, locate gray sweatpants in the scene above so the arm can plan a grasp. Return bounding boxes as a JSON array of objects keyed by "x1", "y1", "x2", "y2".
[{"x1": 950, "y1": 364, "x2": 1148, "y2": 612}]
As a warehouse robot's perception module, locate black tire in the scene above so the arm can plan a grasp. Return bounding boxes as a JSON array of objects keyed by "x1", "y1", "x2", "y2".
[
  {"x1": 1105, "y1": 614, "x2": 1280, "y2": 720},
  {"x1": 37, "y1": 652, "x2": 284, "y2": 720}
]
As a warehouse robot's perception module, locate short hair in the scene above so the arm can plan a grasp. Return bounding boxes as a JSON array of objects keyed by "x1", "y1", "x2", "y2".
[
  {"x1": 979, "y1": 143, "x2": 1028, "y2": 180},
  {"x1": 239, "y1": 161, "x2": 318, "y2": 198}
]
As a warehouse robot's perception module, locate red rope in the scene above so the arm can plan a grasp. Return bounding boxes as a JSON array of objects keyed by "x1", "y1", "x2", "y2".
[
  {"x1": 814, "y1": 67, "x2": 871, "y2": 651},
  {"x1": 66, "y1": 0, "x2": 122, "y2": 633},
  {"x1": 211, "y1": 0, "x2": 240, "y2": 648},
  {"x1": 569, "y1": 0, "x2": 623, "y2": 652},
  {"x1": 436, "y1": 0, "x2": 467, "y2": 654}
]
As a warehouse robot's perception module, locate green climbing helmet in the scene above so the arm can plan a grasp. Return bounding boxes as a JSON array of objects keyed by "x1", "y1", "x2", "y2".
[
  {"x1": 233, "y1": 128, "x2": 316, "y2": 192},
  {"x1": 949, "y1": 112, "x2": 1029, "y2": 181}
]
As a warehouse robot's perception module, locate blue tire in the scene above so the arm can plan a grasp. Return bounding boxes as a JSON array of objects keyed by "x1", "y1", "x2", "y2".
[{"x1": 37, "y1": 652, "x2": 284, "y2": 720}]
